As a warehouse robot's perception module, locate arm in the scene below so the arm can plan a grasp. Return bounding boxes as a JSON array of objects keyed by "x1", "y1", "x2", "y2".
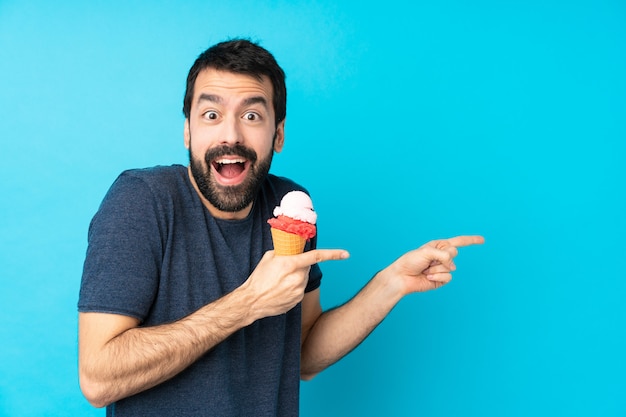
[
  {"x1": 79, "y1": 249, "x2": 349, "y2": 408},
  {"x1": 299, "y1": 271, "x2": 401, "y2": 380},
  {"x1": 300, "y1": 235, "x2": 484, "y2": 380},
  {"x1": 79, "y1": 288, "x2": 252, "y2": 408}
]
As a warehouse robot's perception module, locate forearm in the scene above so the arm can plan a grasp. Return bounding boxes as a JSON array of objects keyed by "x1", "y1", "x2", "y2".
[
  {"x1": 80, "y1": 286, "x2": 255, "y2": 407},
  {"x1": 300, "y1": 269, "x2": 404, "y2": 379}
]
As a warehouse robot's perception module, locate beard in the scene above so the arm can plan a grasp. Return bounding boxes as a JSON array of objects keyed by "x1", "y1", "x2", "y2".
[{"x1": 189, "y1": 140, "x2": 273, "y2": 213}]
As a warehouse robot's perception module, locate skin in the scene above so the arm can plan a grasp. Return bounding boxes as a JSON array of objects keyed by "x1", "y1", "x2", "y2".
[
  {"x1": 183, "y1": 69, "x2": 283, "y2": 219},
  {"x1": 78, "y1": 68, "x2": 484, "y2": 407}
]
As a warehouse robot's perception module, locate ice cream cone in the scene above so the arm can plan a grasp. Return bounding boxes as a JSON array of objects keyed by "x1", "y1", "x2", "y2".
[{"x1": 271, "y1": 227, "x2": 306, "y2": 255}]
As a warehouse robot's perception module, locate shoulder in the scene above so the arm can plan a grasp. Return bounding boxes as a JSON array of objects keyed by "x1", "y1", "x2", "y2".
[
  {"x1": 107, "y1": 165, "x2": 188, "y2": 201},
  {"x1": 96, "y1": 165, "x2": 190, "y2": 219},
  {"x1": 117, "y1": 165, "x2": 187, "y2": 189}
]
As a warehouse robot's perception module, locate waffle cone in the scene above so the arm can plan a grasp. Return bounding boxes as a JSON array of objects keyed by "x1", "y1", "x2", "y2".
[{"x1": 271, "y1": 228, "x2": 306, "y2": 255}]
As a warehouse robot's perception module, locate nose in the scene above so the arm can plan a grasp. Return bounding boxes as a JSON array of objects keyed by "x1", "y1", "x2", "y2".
[{"x1": 220, "y1": 116, "x2": 242, "y2": 145}]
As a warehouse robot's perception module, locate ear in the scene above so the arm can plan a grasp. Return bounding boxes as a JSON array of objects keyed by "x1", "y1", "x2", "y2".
[
  {"x1": 184, "y1": 119, "x2": 190, "y2": 149},
  {"x1": 273, "y1": 119, "x2": 285, "y2": 153}
]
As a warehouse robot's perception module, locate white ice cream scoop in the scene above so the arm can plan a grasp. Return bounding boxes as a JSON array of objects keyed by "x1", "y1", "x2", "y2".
[{"x1": 273, "y1": 191, "x2": 317, "y2": 224}]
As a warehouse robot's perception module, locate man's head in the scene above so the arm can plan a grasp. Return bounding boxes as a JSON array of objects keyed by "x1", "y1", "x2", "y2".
[
  {"x1": 183, "y1": 39, "x2": 286, "y2": 127},
  {"x1": 183, "y1": 39, "x2": 287, "y2": 219}
]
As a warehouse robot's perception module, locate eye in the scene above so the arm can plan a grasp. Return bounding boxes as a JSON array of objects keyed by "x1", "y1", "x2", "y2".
[
  {"x1": 204, "y1": 111, "x2": 218, "y2": 120},
  {"x1": 243, "y1": 112, "x2": 260, "y2": 121}
]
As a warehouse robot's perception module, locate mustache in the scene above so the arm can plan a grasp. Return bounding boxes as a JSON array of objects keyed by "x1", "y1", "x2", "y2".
[{"x1": 204, "y1": 144, "x2": 258, "y2": 164}]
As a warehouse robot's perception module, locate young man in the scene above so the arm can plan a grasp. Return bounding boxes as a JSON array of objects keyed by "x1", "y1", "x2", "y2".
[{"x1": 78, "y1": 39, "x2": 483, "y2": 416}]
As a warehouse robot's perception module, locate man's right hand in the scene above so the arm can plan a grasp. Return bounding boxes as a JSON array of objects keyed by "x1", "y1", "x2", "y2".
[{"x1": 242, "y1": 249, "x2": 349, "y2": 320}]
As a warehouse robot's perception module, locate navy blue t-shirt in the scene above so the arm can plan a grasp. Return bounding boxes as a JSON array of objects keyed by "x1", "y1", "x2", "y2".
[{"x1": 78, "y1": 165, "x2": 321, "y2": 417}]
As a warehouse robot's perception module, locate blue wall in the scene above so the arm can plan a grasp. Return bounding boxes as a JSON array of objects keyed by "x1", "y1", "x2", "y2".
[{"x1": 1, "y1": 1, "x2": 624, "y2": 416}]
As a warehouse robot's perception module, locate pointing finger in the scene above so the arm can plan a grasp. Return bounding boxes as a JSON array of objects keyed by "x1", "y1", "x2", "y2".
[
  {"x1": 445, "y1": 235, "x2": 485, "y2": 248},
  {"x1": 292, "y1": 249, "x2": 350, "y2": 267}
]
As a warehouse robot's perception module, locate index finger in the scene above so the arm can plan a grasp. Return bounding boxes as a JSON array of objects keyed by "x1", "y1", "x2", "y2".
[
  {"x1": 445, "y1": 235, "x2": 485, "y2": 248},
  {"x1": 293, "y1": 249, "x2": 350, "y2": 267}
]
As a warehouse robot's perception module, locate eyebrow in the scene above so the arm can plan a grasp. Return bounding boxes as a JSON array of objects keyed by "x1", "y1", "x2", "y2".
[
  {"x1": 242, "y1": 96, "x2": 269, "y2": 109},
  {"x1": 197, "y1": 93, "x2": 222, "y2": 105},
  {"x1": 196, "y1": 93, "x2": 269, "y2": 109}
]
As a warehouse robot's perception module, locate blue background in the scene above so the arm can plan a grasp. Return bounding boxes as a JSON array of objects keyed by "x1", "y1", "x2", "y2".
[{"x1": 1, "y1": 1, "x2": 625, "y2": 416}]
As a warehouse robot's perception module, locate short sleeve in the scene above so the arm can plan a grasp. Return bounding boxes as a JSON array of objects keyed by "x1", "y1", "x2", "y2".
[
  {"x1": 304, "y1": 233, "x2": 322, "y2": 293},
  {"x1": 78, "y1": 172, "x2": 164, "y2": 321},
  {"x1": 305, "y1": 263, "x2": 322, "y2": 293}
]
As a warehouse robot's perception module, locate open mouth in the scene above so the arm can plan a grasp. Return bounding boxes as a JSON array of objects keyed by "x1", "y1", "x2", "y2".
[{"x1": 211, "y1": 157, "x2": 250, "y2": 185}]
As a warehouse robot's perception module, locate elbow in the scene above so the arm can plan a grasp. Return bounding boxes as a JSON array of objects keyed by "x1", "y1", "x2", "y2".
[
  {"x1": 299, "y1": 359, "x2": 320, "y2": 381},
  {"x1": 300, "y1": 371, "x2": 319, "y2": 381},
  {"x1": 300, "y1": 349, "x2": 324, "y2": 381},
  {"x1": 79, "y1": 369, "x2": 111, "y2": 409}
]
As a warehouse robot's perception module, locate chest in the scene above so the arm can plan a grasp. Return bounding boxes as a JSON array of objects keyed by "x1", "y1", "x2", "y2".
[{"x1": 148, "y1": 209, "x2": 272, "y2": 325}]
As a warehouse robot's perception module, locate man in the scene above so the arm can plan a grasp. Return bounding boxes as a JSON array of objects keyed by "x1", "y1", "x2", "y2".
[{"x1": 78, "y1": 39, "x2": 483, "y2": 416}]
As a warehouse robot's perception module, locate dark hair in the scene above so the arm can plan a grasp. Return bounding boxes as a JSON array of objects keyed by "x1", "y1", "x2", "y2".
[{"x1": 182, "y1": 39, "x2": 286, "y2": 126}]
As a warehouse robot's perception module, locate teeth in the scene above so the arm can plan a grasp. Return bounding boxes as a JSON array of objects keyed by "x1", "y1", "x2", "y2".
[{"x1": 215, "y1": 158, "x2": 245, "y2": 164}]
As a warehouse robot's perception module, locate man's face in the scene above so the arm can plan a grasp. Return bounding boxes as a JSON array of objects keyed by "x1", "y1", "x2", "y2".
[{"x1": 185, "y1": 69, "x2": 285, "y2": 218}]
